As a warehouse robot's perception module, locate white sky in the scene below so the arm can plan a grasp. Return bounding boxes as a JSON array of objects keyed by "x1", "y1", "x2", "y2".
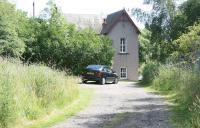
[
  {"x1": 11, "y1": 0, "x2": 153, "y2": 28},
  {"x1": 13, "y1": 0, "x2": 151, "y2": 15},
  {"x1": 11, "y1": 0, "x2": 187, "y2": 28}
]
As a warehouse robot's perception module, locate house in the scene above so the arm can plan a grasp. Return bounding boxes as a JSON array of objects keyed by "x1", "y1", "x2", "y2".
[{"x1": 101, "y1": 9, "x2": 140, "y2": 81}]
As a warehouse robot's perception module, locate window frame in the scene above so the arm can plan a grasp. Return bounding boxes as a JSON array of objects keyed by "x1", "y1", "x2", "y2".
[
  {"x1": 120, "y1": 38, "x2": 127, "y2": 53},
  {"x1": 120, "y1": 67, "x2": 127, "y2": 79}
]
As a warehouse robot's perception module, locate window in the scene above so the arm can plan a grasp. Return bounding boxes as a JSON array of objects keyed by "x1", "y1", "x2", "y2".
[
  {"x1": 120, "y1": 38, "x2": 127, "y2": 53},
  {"x1": 103, "y1": 67, "x2": 112, "y2": 73},
  {"x1": 120, "y1": 67, "x2": 127, "y2": 79}
]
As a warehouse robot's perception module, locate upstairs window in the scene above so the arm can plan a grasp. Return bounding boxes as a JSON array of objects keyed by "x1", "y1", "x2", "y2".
[{"x1": 120, "y1": 38, "x2": 127, "y2": 53}]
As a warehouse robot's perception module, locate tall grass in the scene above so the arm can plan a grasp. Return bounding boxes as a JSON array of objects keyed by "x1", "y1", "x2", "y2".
[
  {"x1": 0, "y1": 60, "x2": 79, "y2": 128},
  {"x1": 141, "y1": 63, "x2": 200, "y2": 127}
]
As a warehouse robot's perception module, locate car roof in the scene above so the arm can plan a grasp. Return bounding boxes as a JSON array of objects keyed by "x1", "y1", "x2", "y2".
[
  {"x1": 86, "y1": 65, "x2": 108, "y2": 67},
  {"x1": 86, "y1": 65, "x2": 110, "y2": 69}
]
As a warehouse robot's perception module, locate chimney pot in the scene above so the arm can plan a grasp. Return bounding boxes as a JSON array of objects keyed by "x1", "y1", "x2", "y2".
[{"x1": 103, "y1": 18, "x2": 106, "y2": 24}]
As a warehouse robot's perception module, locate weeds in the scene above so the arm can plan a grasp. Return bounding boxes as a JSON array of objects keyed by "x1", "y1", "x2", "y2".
[
  {"x1": 141, "y1": 63, "x2": 200, "y2": 127},
  {"x1": 0, "y1": 60, "x2": 79, "y2": 128},
  {"x1": 140, "y1": 61, "x2": 159, "y2": 85}
]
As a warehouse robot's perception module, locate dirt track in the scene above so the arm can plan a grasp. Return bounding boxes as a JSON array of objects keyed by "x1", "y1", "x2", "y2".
[{"x1": 52, "y1": 81, "x2": 173, "y2": 128}]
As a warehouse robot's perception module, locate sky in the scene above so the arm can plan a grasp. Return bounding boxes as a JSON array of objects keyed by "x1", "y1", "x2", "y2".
[
  {"x1": 11, "y1": 0, "x2": 153, "y2": 28},
  {"x1": 13, "y1": 0, "x2": 152, "y2": 15}
]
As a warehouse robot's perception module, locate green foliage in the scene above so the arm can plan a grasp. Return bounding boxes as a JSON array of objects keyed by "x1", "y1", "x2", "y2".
[
  {"x1": 0, "y1": 71, "x2": 16, "y2": 128},
  {"x1": 133, "y1": 0, "x2": 200, "y2": 63},
  {"x1": 135, "y1": 0, "x2": 200, "y2": 127},
  {"x1": 139, "y1": 29, "x2": 151, "y2": 63},
  {"x1": 169, "y1": 14, "x2": 187, "y2": 41},
  {"x1": 180, "y1": 0, "x2": 200, "y2": 27},
  {"x1": 133, "y1": 0, "x2": 177, "y2": 62},
  {"x1": 0, "y1": 0, "x2": 25, "y2": 57},
  {"x1": 152, "y1": 65, "x2": 181, "y2": 91},
  {"x1": 0, "y1": 0, "x2": 113, "y2": 75},
  {"x1": 0, "y1": 59, "x2": 79, "y2": 128},
  {"x1": 172, "y1": 22, "x2": 200, "y2": 63},
  {"x1": 169, "y1": 0, "x2": 200, "y2": 41},
  {"x1": 143, "y1": 64, "x2": 200, "y2": 127},
  {"x1": 141, "y1": 61, "x2": 159, "y2": 85},
  {"x1": 191, "y1": 96, "x2": 200, "y2": 128},
  {"x1": 21, "y1": 1, "x2": 114, "y2": 75}
]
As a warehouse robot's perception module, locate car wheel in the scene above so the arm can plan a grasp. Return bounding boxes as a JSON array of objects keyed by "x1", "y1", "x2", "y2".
[
  {"x1": 101, "y1": 78, "x2": 106, "y2": 85},
  {"x1": 113, "y1": 78, "x2": 118, "y2": 84},
  {"x1": 82, "y1": 80, "x2": 87, "y2": 84}
]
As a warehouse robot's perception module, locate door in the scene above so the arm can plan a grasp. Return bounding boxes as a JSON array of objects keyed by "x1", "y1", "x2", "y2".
[{"x1": 103, "y1": 67, "x2": 115, "y2": 82}]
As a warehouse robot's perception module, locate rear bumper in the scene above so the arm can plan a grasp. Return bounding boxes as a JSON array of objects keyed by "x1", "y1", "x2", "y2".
[{"x1": 81, "y1": 75, "x2": 101, "y2": 82}]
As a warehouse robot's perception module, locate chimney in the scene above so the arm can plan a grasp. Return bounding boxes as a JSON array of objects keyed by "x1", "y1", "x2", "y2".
[
  {"x1": 102, "y1": 18, "x2": 107, "y2": 27},
  {"x1": 33, "y1": 1, "x2": 35, "y2": 18}
]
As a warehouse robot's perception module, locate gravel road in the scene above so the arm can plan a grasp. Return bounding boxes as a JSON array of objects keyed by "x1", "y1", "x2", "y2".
[{"x1": 52, "y1": 81, "x2": 173, "y2": 128}]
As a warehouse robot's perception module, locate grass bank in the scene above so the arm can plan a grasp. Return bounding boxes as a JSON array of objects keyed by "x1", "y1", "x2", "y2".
[
  {"x1": 0, "y1": 60, "x2": 93, "y2": 128},
  {"x1": 141, "y1": 63, "x2": 200, "y2": 128},
  {"x1": 26, "y1": 89, "x2": 93, "y2": 128}
]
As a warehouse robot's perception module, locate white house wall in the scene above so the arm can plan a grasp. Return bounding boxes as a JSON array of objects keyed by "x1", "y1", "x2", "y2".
[{"x1": 108, "y1": 21, "x2": 139, "y2": 81}]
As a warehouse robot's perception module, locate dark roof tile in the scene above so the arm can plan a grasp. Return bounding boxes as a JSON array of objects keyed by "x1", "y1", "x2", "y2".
[{"x1": 100, "y1": 9, "x2": 140, "y2": 35}]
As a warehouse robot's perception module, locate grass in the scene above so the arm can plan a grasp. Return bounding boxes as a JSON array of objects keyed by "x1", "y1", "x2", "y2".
[
  {"x1": 141, "y1": 63, "x2": 200, "y2": 128},
  {"x1": 25, "y1": 89, "x2": 93, "y2": 128},
  {"x1": 0, "y1": 59, "x2": 93, "y2": 128}
]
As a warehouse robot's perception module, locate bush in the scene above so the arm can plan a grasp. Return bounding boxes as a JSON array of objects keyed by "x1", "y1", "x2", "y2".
[
  {"x1": 141, "y1": 61, "x2": 159, "y2": 85},
  {"x1": 22, "y1": 4, "x2": 114, "y2": 75},
  {"x1": 150, "y1": 64, "x2": 200, "y2": 127},
  {"x1": 0, "y1": 60, "x2": 79, "y2": 128},
  {"x1": 152, "y1": 65, "x2": 183, "y2": 91}
]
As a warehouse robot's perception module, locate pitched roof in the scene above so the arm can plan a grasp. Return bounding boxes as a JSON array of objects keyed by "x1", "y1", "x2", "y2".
[{"x1": 100, "y1": 9, "x2": 140, "y2": 35}]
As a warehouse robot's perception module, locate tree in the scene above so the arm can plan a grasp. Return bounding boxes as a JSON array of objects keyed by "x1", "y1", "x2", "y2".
[
  {"x1": 0, "y1": 0, "x2": 25, "y2": 57},
  {"x1": 139, "y1": 29, "x2": 151, "y2": 63},
  {"x1": 132, "y1": 0, "x2": 177, "y2": 63},
  {"x1": 168, "y1": 0, "x2": 200, "y2": 41},
  {"x1": 133, "y1": 0, "x2": 200, "y2": 63},
  {"x1": 22, "y1": 0, "x2": 114, "y2": 74},
  {"x1": 180, "y1": 0, "x2": 200, "y2": 27},
  {"x1": 172, "y1": 21, "x2": 200, "y2": 63}
]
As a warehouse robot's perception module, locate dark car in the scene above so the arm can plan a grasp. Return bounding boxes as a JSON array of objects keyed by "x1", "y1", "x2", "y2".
[{"x1": 81, "y1": 65, "x2": 119, "y2": 85}]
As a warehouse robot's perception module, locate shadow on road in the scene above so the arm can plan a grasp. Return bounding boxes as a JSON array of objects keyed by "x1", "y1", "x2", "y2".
[
  {"x1": 71, "y1": 96, "x2": 171, "y2": 128},
  {"x1": 73, "y1": 104, "x2": 170, "y2": 128},
  {"x1": 53, "y1": 82, "x2": 172, "y2": 128}
]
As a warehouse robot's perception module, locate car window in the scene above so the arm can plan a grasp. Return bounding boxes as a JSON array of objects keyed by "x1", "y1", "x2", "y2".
[
  {"x1": 86, "y1": 65, "x2": 102, "y2": 71},
  {"x1": 102, "y1": 68, "x2": 107, "y2": 72},
  {"x1": 107, "y1": 68, "x2": 112, "y2": 73},
  {"x1": 103, "y1": 67, "x2": 112, "y2": 73}
]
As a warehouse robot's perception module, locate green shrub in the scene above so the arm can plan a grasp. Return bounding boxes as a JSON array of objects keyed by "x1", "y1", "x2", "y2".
[
  {"x1": 141, "y1": 61, "x2": 159, "y2": 85},
  {"x1": 153, "y1": 65, "x2": 182, "y2": 91},
  {"x1": 0, "y1": 60, "x2": 79, "y2": 128},
  {"x1": 150, "y1": 64, "x2": 200, "y2": 127}
]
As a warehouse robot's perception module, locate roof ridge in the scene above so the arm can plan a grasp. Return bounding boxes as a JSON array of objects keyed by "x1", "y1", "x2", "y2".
[
  {"x1": 107, "y1": 9, "x2": 124, "y2": 17},
  {"x1": 101, "y1": 10, "x2": 140, "y2": 35}
]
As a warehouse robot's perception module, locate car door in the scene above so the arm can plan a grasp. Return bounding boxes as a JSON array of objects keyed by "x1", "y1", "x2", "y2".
[{"x1": 104, "y1": 67, "x2": 115, "y2": 82}]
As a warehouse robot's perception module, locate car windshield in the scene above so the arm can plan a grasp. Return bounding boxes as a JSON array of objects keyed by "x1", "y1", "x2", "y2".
[{"x1": 86, "y1": 65, "x2": 103, "y2": 71}]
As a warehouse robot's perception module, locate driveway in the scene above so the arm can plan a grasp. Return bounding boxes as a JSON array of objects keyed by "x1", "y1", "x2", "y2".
[{"x1": 52, "y1": 81, "x2": 173, "y2": 128}]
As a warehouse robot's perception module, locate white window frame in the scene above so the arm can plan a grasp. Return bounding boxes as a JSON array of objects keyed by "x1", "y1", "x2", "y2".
[
  {"x1": 120, "y1": 67, "x2": 127, "y2": 79},
  {"x1": 120, "y1": 38, "x2": 127, "y2": 53}
]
